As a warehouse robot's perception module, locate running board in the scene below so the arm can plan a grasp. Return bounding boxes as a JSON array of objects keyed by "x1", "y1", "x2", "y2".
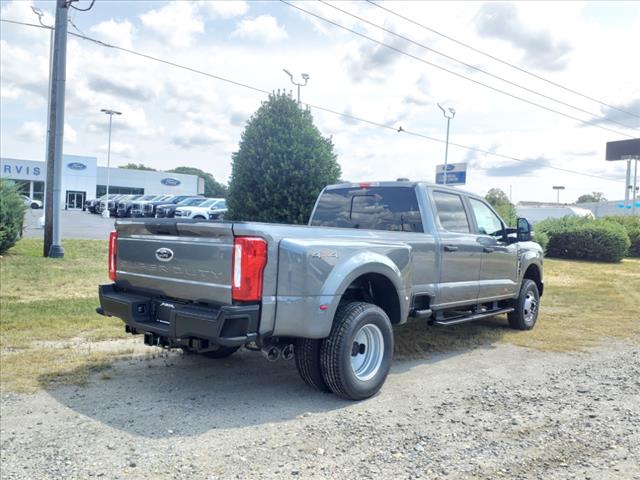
[{"x1": 430, "y1": 307, "x2": 514, "y2": 326}]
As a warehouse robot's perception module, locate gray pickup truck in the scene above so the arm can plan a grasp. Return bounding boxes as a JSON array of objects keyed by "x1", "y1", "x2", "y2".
[{"x1": 98, "y1": 181, "x2": 543, "y2": 400}]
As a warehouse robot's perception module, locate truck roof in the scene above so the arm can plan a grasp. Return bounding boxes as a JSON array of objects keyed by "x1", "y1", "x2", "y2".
[{"x1": 325, "y1": 181, "x2": 475, "y2": 197}]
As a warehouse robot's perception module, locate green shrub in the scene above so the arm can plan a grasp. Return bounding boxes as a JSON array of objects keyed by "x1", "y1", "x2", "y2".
[
  {"x1": 0, "y1": 179, "x2": 27, "y2": 254},
  {"x1": 603, "y1": 216, "x2": 640, "y2": 257},
  {"x1": 532, "y1": 230, "x2": 549, "y2": 252},
  {"x1": 546, "y1": 222, "x2": 630, "y2": 262}
]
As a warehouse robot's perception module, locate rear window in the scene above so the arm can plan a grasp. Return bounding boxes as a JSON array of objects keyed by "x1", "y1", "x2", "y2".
[{"x1": 310, "y1": 186, "x2": 423, "y2": 232}]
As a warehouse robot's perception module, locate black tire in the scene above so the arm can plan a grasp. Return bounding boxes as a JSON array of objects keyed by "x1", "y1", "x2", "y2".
[
  {"x1": 294, "y1": 338, "x2": 331, "y2": 392},
  {"x1": 320, "y1": 302, "x2": 393, "y2": 401},
  {"x1": 31, "y1": 202, "x2": 39, "y2": 209},
  {"x1": 193, "y1": 215, "x2": 206, "y2": 220},
  {"x1": 508, "y1": 279, "x2": 540, "y2": 330},
  {"x1": 200, "y1": 345, "x2": 240, "y2": 359}
]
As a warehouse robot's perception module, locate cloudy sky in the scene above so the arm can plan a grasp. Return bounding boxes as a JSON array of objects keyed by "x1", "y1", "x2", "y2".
[{"x1": 1, "y1": 0, "x2": 639, "y2": 203}]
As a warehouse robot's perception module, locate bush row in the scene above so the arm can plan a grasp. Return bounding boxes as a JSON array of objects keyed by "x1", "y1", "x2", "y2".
[
  {"x1": 0, "y1": 180, "x2": 27, "y2": 255},
  {"x1": 535, "y1": 215, "x2": 638, "y2": 263}
]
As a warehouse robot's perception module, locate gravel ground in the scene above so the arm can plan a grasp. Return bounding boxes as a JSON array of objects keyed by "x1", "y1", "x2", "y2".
[{"x1": 1, "y1": 341, "x2": 638, "y2": 479}]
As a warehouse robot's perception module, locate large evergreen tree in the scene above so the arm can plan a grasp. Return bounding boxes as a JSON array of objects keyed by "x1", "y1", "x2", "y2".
[{"x1": 227, "y1": 92, "x2": 341, "y2": 224}]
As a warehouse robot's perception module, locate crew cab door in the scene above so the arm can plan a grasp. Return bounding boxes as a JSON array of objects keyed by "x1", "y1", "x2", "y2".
[
  {"x1": 467, "y1": 197, "x2": 518, "y2": 300},
  {"x1": 431, "y1": 190, "x2": 482, "y2": 307}
]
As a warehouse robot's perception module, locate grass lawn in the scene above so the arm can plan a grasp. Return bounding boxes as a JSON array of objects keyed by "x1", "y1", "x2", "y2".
[
  {"x1": 1, "y1": 238, "x2": 639, "y2": 393},
  {"x1": 1, "y1": 239, "x2": 128, "y2": 392}
]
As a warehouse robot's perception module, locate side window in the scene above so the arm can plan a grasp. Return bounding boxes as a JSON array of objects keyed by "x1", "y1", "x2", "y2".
[
  {"x1": 432, "y1": 191, "x2": 470, "y2": 233},
  {"x1": 469, "y1": 198, "x2": 504, "y2": 236}
]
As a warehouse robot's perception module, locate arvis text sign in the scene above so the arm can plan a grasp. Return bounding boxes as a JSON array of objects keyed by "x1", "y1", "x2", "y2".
[
  {"x1": 436, "y1": 163, "x2": 467, "y2": 185},
  {"x1": 606, "y1": 138, "x2": 640, "y2": 161}
]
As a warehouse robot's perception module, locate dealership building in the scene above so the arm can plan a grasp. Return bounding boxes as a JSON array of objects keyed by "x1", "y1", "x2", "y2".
[{"x1": 1, "y1": 154, "x2": 203, "y2": 210}]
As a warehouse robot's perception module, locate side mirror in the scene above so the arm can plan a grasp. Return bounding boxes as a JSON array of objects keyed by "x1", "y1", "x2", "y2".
[{"x1": 517, "y1": 217, "x2": 532, "y2": 242}]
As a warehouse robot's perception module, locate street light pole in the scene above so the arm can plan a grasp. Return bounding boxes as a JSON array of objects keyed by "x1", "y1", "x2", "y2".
[
  {"x1": 552, "y1": 185, "x2": 565, "y2": 204},
  {"x1": 437, "y1": 103, "x2": 456, "y2": 185},
  {"x1": 283, "y1": 69, "x2": 310, "y2": 105},
  {"x1": 100, "y1": 109, "x2": 122, "y2": 218}
]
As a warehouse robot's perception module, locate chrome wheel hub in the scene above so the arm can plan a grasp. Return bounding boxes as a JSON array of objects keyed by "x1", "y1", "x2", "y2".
[
  {"x1": 523, "y1": 291, "x2": 538, "y2": 324},
  {"x1": 350, "y1": 323, "x2": 384, "y2": 381}
]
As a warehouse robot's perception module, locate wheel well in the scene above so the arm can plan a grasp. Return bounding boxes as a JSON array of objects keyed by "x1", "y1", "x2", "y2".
[
  {"x1": 340, "y1": 273, "x2": 402, "y2": 324},
  {"x1": 523, "y1": 264, "x2": 543, "y2": 296}
]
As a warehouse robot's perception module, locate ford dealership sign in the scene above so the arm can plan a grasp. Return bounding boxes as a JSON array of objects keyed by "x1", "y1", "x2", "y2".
[
  {"x1": 161, "y1": 178, "x2": 181, "y2": 186},
  {"x1": 67, "y1": 162, "x2": 87, "y2": 170}
]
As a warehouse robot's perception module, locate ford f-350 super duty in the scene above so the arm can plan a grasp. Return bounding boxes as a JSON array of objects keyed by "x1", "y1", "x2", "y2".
[{"x1": 97, "y1": 181, "x2": 543, "y2": 400}]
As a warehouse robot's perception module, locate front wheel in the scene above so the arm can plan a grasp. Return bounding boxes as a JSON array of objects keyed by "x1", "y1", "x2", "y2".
[
  {"x1": 508, "y1": 279, "x2": 540, "y2": 330},
  {"x1": 320, "y1": 302, "x2": 393, "y2": 400}
]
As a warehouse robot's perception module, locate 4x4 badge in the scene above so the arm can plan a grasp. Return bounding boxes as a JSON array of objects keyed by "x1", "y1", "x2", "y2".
[{"x1": 155, "y1": 248, "x2": 174, "y2": 262}]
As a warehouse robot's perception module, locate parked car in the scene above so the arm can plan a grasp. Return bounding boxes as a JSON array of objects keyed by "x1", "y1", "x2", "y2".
[
  {"x1": 174, "y1": 198, "x2": 225, "y2": 219},
  {"x1": 131, "y1": 195, "x2": 173, "y2": 218},
  {"x1": 154, "y1": 196, "x2": 204, "y2": 218},
  {"x1": 208, "y1": 199, "x2": 227, "y2": 220},
  {"x1": 106, "y1": 194, "x2": 140, "y2": 217},
  {"x1": 98, "y1": 194, "x2": 126, "y2": 216},
  {"x1": 21, "y1": 195, "x2": 42, "y2": 209},
  {"x1": 86, "y1": 195, "x2": 106, "y2": 213},
  {"x1": 116, "y1": 194, "x2": 154, "y2": 218},
  {"x1": 98, "y1": 181, "x2": 543, "y2": 400}
]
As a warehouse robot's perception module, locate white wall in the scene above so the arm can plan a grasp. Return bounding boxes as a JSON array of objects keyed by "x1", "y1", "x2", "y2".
[
  {"x1": 1, "y1": 155, "x2": 200, "y2": 206},
  {"x1": 96, "y1": 167, "x2": 198, "y2": 196}
]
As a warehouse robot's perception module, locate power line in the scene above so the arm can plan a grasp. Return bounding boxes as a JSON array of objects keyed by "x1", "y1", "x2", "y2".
[
  {"x1": 0, "y1": 17, "x2": 625, "y2": 184},
  {"x1": 366, "y1": 0, "x2": 640, "y2": 120},
  {"x1": 282, "y1": 0, "x2": 634, "y2": 139},
  {"x1": 68, "y1": 0, "x2": 96, "y2": 12},
  {"x1": 318, "y1": 0, "x2": 638, "y2": 132}
]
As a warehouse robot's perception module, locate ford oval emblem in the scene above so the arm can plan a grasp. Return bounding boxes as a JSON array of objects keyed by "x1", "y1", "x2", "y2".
[
  {"x1": 161, "y1": 178, "x2": 181, "y2": 186},
  {"x1": 67, "y1": 162, "x2": 87, "y2": 170},
  {"x1": 155, "y1": 247, "x2": 174, "y2": 262}
]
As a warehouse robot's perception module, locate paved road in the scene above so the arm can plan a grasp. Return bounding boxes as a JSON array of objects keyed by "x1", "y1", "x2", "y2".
[
  {"x1": 1, "y1": 341, "x2": 638, "y2": 479},
  {"x1": 23, "y1": 209, "x2": 115, "y2": 240}
]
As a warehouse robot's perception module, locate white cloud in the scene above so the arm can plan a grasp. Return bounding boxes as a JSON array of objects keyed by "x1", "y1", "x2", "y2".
[
  {"x1": 232, "y1": 15, "x2": 287, "y2": 43},
  {"x1": 65, "y1": 123, "x2": 77, "y2": 143},
  {"x1": 97, "y1": 141, "x2": 136, "y2": 158},
  {"x1": 139, "y1": 2, "x2": 204, "y2": 48},
  {"x1": 89, "y1": 19, "x2": 134, "y2": 49},
  {"x1": 15, "y1": 121, "x2": 45, "y2": 142},
  {"x1": 198, "y1": 0, "x2": 248, "y2": 19},
  {"x1": 171, "y1": 121, "x2": 227, "y2": 149}
]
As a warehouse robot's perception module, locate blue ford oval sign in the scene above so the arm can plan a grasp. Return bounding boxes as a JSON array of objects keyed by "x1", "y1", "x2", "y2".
[
  {"x1": 67, "y1": 162, "x2": 87, "y2": 170},
  {"x1": 161, "y1": 178, "x2": 181, "y2": 186}
]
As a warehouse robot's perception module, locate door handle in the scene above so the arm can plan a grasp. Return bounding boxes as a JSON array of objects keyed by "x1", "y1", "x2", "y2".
[
  {"x1": 444, "y1": 245, "x2": 459, "y2": 252},
  {"x1": 483, "y1": 247, "x2": 495, "y2": 253}
]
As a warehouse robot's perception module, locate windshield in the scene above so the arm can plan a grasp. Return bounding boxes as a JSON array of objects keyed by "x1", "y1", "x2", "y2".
[
  {"x1": 139, "y1": 195, "x2": 156, "y2": 200},
  {"x1": 177, "y1": 198, "x2": 205, "y2": 206},
  {"x1": 310, "y1": 186, "x2": 424, "y2": 233},
  {"x1": 199, "y1": 199, "x2": 218, "y2": 208},
  {"x1": 212, "y1": 200, "x2": 227, "y2": 209}
]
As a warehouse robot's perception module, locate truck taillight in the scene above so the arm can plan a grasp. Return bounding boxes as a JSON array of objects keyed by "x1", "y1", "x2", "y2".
[
  {"x1": 108, "y1": 231, "x2": 118, "y2": 281},
  {"x1": 232, "y1": 236, "x2": 267, "y2": 302}
]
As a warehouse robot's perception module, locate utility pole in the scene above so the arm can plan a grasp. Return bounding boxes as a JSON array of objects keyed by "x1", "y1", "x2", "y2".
[
  {"x1": 632, "y1": 159, "x2": 638, "y2": 216},
  {"x1": 31, "y1": 7, "x2": 53, "y2": 230},
  {"x1": 437, "y1": 103, "x2": 456, "y2": 185},
  {"x1": 100, "y1": 109, "x2": 122, "y2": 218},
  {"x1": 552, "y1": 185, "x2": 565, "y2": 204},
  {"x1": 283, "y1": 69, "x2": 310, "y2": 105},
  {"x1": 44, "y1": 0, "x2": 69, "y2": 258}
]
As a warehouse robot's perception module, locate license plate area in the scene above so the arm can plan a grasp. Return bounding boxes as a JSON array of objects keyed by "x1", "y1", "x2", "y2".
[{"x1": 155, "y1": 301, "x2": 175, "y2": 325}]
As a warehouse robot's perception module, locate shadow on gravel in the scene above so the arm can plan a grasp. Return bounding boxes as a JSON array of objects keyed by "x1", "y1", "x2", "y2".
[
  {"x1": 43, "y1": 348, "x2": 349, "y2": 438},
  {"x1": 43, "y1": 316, "x2": 511, "y2": 438}
]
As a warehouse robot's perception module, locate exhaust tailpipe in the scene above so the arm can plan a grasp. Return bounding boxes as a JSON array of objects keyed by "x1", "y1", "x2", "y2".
[
  {"x1": 281, "y1": 344, "x2": 294, "y2": 361},
  {"x1": 262, "y1": 346, "x2": 281, "y2": 362}
]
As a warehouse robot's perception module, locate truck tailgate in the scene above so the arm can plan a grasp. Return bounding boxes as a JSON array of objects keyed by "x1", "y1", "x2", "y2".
[{"x1": 114, "y1": 221, "x2": 234, "y2": 304}]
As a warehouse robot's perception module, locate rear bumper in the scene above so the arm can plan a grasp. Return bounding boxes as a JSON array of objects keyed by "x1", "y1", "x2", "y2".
[{"x1": 97, "y1": 284, "x2": 260, "y2": 347}]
